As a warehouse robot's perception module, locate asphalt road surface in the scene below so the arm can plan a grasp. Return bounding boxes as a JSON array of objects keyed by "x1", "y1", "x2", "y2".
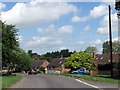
[{"x1": 9, "y1": 74, "x2": 99, "y2": 89}]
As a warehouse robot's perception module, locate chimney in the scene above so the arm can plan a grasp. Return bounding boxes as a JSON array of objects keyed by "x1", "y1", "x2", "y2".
[{"x1": 92, "y1": 52, "x2": 96, "y2": 58}]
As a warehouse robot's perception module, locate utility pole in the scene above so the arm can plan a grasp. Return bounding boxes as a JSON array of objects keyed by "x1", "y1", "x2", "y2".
[{"x1": 108, "y1": 5, "x2": 113, "y2": 78}]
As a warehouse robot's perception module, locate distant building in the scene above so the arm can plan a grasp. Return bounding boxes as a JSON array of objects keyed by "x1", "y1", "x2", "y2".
[
  {"x1": 93, "y1": 54, "x2": 119, "y2": 64},
  {"x1": 32, "y1": 60, "x2": 49, "y2": 70},
  {"x1": 93, "y1": 54, "x2": 119, "y2": 76},
  {"x1": 47, "y1": 58, "x2": 65, "y2": 74}
]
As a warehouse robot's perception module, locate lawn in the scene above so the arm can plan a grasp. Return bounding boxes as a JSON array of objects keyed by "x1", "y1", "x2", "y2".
[
  {"x1": 0, "y1": 76, "x2": 2, "y2": 90},
  {"x1": 2, "y1": 75, "x2": 22, "y2": 89},
  {"x1": 59, "y1": 74, "x2": 119, "y2": 84}
]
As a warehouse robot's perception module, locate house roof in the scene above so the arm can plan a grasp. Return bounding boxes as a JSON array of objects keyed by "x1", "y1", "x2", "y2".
[
  {"x1": 32, "y1": 60, "x2": 48, "y2": 68},
  {"x1": 94, "y1": 54, "x2": 119, "y2": 64},
  {"x1": 48, "y1": 58, "x2": 65, "y2": 68}
]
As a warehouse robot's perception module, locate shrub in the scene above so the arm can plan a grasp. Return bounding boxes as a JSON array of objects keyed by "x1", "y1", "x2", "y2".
[{"x1": 39, "y1": 67, "x2": 45, "y2": 73}]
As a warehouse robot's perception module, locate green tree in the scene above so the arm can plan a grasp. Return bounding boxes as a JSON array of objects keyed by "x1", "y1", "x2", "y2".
[
  {"x1": 2, "y1": 21, "x2": 32, "y2": 72},
  {"x1": 112, "y1": 41, "x2": 120, "y2": 54},
  {"x1": 85, "y1": 46, "x2": 97, "y2": 53},
  {"x1": 2, "y1": 21, "x2": 19, "y2": 66},
  {"x1": 102, "y1": 41, "x2": 120, "y2": 54},
  {"x1": 64, "y1": 51, "x2": 94, "y2": 70},
  {"x1": 60, "y1": 49, "x2": 69, "y2": 57},
  {"x1": 27, "y1": 50, "x2": 32, "y2": 58},
  {"x1": 16, "y1": 49, "x2": 32, "y2": 72},
  {"x1": 102, "y1": 41, "x2": 110, "y2": 54}
]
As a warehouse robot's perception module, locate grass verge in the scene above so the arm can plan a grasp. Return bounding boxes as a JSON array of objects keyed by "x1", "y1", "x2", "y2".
[
  {"x1": 2, "y1": 75, "x2": 22, "y2": 89},
  {"x1": 58, "y1": 74, "x2": 119, "y2": 84},
  {"x1": 0, "y1": 76, "x2": 2, "y2": 90}
]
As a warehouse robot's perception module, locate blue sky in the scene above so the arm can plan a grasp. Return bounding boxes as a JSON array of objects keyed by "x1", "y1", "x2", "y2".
[{"x1": 0, "y1": 0, "x2": 118, "y2": 54}]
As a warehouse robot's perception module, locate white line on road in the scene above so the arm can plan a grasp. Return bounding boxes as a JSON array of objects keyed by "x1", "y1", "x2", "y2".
[{"x1": 76, "y1": 79, "x2": 100, "y2": 89}]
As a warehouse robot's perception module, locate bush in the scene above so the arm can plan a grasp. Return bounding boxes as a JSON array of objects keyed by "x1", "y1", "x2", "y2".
[
  {"x1": 39, "y1": 67, "x2": 45, "y2": 74},
  {"x1": 98, "y1": 63, "x2": 111, "y2": 71},
  {"x1": 98, "y1": 62, "x2": 119, "y2": 71}
]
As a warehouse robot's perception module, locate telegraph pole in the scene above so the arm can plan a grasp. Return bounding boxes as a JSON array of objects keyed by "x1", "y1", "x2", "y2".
[{"x1": 108, "y1": 5, "x2": 113, "y2": 78}]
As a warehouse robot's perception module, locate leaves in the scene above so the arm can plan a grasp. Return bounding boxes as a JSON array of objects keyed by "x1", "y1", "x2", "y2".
[
  {"x1": 102, "y1": 41, "x2": 120, "y2": 54},
  {"x1": 2, "y1": 21, "x2": 32, "y2": 71},
  {"x1": 64, "y1": 51, "x2": 94, "y2": 70},
  {"x1": 85, "y1": 46, "x2": 98, "y2": 53}
]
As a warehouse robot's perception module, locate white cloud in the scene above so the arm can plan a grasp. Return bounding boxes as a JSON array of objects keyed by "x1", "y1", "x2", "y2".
[
  {"x1": 71, "y1": 4, "x2": 108, "y2": 23},
  {"x1": 71, "y1": 15, "x2": 88, "y2": 23},
  {"x1": 37, "y1": 24, "x2": 55, "y2": 36},
  {"x1": 83, "y1": 25, "x2": 91, "y2": 31},
  {"x1": 105, "y1": 36, "x2": 120, "y2": 42},
  {"x1": 59, "y1": 47, "x2": 67, "y2": 50},
  {"x1": 94, "y1": 39, "x2": 102, "y2": 45},
  {"x1": 97, "y1": 13, "x2": 118, "y2": 34},
  {"x1": 16, "y1": 35, "x2": 23, "y2": 42},
  {"x1": 90, "y1": 39, "x2": 102, "y2": 46},
  {"x1": 1, "y1": 0, "x2": 76, "y2": 26},
  {"x1": 77, "y1": 41, "x2": 85, "y2": 44},
  {"x1": 0, "y1": 2, "x2": 5, "y2": 12},
  {"x1": 26, "y1": 24, "x2": 73, "y2": 49},
  {"x1": 26, "y1": 36, "x2": 62, "y2": 48},
  {"x1": 97, "y1": 27, "x2": 108, "y2": 34},
  {"x1": 58, "y1": 25, "x2": 73, "y2": 34},
  {"x1": 89, "y1": 4, "x2": 108, "y2": 18},
  {"x1": 113, "y1": 37, "x2": 119, "y2": 41}
]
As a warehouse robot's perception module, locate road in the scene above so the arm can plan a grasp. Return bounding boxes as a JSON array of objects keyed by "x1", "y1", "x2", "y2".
[{"x1": 9, "y1": 74, "x2": 98, "y2": 89}]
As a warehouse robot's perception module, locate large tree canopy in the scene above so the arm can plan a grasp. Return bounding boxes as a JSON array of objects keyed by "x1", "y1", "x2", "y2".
[
  {"x1": 15, "y1": 49, "x2": 32, "y2": 72},
  {"x1": 2, "y1": 21, "x2": 19, "y2": 66},
  {"x1": 85, "y1": 46, "x2": 98, "y2": 53},
  {"x1": 102, "y1": 41, "x2": 120, "y2": 54},
  {"x1": 2, "y1": 21, "x2": 32, "y2": 71},
  {"x1": 64, "y1": 51, "x2": 94, "y2": 70}
]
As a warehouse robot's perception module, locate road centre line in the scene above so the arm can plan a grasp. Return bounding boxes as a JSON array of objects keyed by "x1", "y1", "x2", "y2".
[{"x1": 75, "y1": 79, "x2": 101, "y2": 89}]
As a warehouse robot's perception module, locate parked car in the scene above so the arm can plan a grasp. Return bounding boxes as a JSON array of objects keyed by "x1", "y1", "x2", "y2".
[
  {"x1": 2, "y1": 67, "x2": 12, "y2": 75},
  {"x1": 28, "y1": 69, "x2": 37, "y2": 75},
  {"x1": 2, "y1": 69, "x2": 8, "y2": 75},
  {"x1": 70, "y1": 68, "x2": 84, "y2": 74}
]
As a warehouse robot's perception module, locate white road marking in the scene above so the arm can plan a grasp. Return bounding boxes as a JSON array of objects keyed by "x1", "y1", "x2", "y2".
[{"x1": 76, "y1": 79, "x2": 100, "y2": 89}]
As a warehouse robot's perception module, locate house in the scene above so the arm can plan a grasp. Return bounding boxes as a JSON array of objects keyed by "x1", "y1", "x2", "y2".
[
  {"x1": 93, "y1": 54, "x2": 119, "y2": 76},
  {"x1": 47, "y1": 58, "x2": 65, "y2": 74},
  {"x1": 93, "y1": 54, "x2": 119, "y2": 64},
  {"x1": 32, "y1": 60, "x2": 49, "y2": 73}
]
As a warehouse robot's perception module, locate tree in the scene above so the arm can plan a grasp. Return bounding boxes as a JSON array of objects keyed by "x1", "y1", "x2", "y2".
[
  {"x1": 60, "y1": 49, "x2": 70, "y2": 57},
  {"x1": 102, "y1": 41, "x2": 110, "y2": 54},
  {"x1": 2, "y1": 21, "x2": 19, "y2": 66},
  {"x1": 112, "y1": 41, "x2": 120, "y2": 54},
  {"x1": 102, "y1": 41, "x2": 120, "y2": 54},
  {"x1": 16, "y1": 49, "x2": 32, "y2": 72},
  {"x1": 27, "y1": 50, "x2": 32, "y2": 58},
  {"x1": 64, "y1": 51, "x2": 94, "y2": 70},
  {"x1": 2, "y1": 21, "x2": 32, "y2": 72},
  {"x1": 85, "y1": 46, "x2": 97, "y2": 53}
]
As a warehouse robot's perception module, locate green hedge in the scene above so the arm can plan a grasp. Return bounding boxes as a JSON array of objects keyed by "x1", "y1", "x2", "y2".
[{"x1": 98, "y1": 62, "x2": 120, "y2": 71}]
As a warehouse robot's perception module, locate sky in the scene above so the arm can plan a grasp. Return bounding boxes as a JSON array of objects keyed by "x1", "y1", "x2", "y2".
[{"x1": 0, "y1": 0, "x2": 119, "y2": 55}]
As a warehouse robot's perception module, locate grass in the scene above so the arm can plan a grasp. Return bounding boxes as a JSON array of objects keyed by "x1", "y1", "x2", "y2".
[
  {"x1": 58, "y1": 74, "x2": 119, "y2": 84},
  {"x1": 0, "y1": 76, "x2": 2, "y2": 90},
  {"x1": 2, "y1": 75, "x2": 22, "y2": 89}
]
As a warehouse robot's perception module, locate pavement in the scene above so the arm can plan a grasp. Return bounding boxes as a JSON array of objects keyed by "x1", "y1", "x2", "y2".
[{"x1": 8, "y1": 74, "x2": 119, "y2": 90}]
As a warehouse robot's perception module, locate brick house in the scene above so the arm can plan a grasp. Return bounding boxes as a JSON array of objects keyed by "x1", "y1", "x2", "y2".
[
  {"x1": 47, "y1": 58, "x2": 65, "y2": 74},
  {"x1": 93, "y1": 54, "x2": 119, "y2": 64},
  {"x1": 32, "y1": 60, "x2": 49, "y2": 72},
  {"x1": 93, "y1": 54, "x2": 119, "y2": 76}
]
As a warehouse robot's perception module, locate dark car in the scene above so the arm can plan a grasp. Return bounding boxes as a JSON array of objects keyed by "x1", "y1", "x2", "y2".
[{"x1": 70, "y1": 69, "x2": 84, "y2": 74}]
